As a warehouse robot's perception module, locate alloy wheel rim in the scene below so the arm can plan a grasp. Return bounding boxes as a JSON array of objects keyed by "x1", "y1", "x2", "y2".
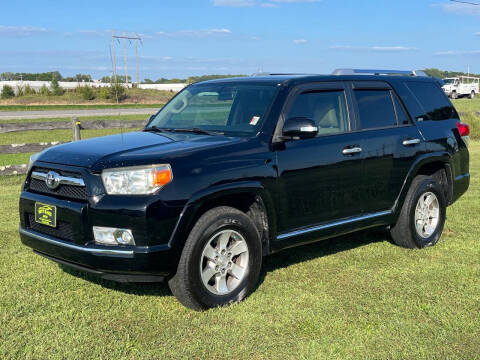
[
  {"x1": 200, "y1": 229, "x2": 249, "y2": 295},
  {"x1": 414, "y1": 192, "x2": 440, "y2": 239}
]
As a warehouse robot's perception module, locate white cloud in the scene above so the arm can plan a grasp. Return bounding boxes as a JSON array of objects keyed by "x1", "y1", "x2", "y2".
[
  {"x1": 0, "y1": 25, "x2": 48, "y2": 37},
  {"x1": 157, "y1": 28, "x2": 232, "y2": 37},
  {"x1": 293, "y1": 39, "x2": 307, "y2": 44},
  {"x1": 213, "y1": 0, "x2": 320, "y2": 6},
  {"x1": 212, "y1": 0, "x2": 255, "y2": 7},
  {"x1": 330, "y1": 45, "x2": 416, "y2": 52},
  {"x1": 435, "y1": 50, "x2": 480, "y2": 56},
  {"x1": 435, "y1": 2, "x2": 480, "y2": 16}
]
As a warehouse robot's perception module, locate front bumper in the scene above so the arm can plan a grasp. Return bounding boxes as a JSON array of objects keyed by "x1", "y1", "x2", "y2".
[{"x1": 20, "y1": 226, "x2": 174, "y2": 281}]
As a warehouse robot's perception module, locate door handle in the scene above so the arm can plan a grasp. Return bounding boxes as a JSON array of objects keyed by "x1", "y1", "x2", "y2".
[
  {"x1": 402, "y1": 138, "x2": 421, "y2": 146},
  {"x1": 342, "y1": 147, "x2": 362, "y2": 155}
]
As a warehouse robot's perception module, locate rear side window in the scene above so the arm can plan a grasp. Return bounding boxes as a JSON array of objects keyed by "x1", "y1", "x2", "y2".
[
  {"x1": 354, "y1": 90, "x2": 397, "y2": 129},
  {"x1": 405, "y1": 82, "x2": 457, "y2": 121},
  {"x1": 287, "y1": 90, "x2": 349, "y2": 136}
]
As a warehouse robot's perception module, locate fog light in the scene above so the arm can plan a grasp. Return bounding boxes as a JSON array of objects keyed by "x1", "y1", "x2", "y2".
[{"x1": 93, "y1": 226, "x2": 135, "y2": 245}]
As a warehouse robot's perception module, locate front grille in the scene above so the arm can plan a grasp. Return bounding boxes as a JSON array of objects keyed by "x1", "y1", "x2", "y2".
[
  {"x1": 28, "y1": 167, "x2": 87, "y2": 201},
  {"x1": 27, "y1": 214, "x2": 74, "y2": 242}
]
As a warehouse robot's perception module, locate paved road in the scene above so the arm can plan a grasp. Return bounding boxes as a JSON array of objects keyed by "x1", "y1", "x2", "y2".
[{"x1": 0, "y1": 107, "x2": 160, "y2": 120}]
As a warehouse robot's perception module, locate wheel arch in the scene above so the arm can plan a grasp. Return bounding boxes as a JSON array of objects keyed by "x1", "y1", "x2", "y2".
[
  {"x1": 168, "y1": 181, "x2": 277, "y2": 256},
  {"x1": 392, "y1": 153, "x2": 453, "y2": 220}
]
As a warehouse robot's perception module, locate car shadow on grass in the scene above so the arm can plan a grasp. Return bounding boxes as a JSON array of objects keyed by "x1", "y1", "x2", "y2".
[{"x1": 59, "y1": 227, "x2": 391, "y2": 298}]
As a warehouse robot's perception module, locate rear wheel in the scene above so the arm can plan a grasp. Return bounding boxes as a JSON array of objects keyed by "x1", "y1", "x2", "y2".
[
  {"x1": 470, "y1": 91, "x2": 476, "y2": 99},
  {"x1": 451, "y1": 91, "x2": 458, "y2": 99},
  {"x1": 168, "y1": 206, "x2": 262, "y2": 311},
  {"x1": 390, "y1": 175, "x2": 446, "y2": 249}
]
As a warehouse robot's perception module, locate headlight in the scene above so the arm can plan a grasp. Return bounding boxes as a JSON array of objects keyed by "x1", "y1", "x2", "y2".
[
  {"x1": 101, "y1": 164, "x2": 173, "y2": 195},
  {"x1": 27, "y1": 153, "x2": 41, "y2": 173}
]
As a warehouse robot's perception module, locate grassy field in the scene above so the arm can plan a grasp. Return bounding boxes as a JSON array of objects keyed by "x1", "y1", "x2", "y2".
[{"x1": 0, "y1": 135, "x2": 479, "y2": 359}]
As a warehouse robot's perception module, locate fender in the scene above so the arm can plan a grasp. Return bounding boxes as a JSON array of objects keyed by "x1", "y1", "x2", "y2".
[
  {"x1": 391, "y1": 151, "x2": 452, "y2": 219},
  {"x1": 167, "y1": 180, "x2": 277, "y2": 254}
]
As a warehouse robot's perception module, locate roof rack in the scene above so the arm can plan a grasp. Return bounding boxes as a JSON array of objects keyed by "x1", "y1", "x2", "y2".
[
  {"x1": 332, "y1": 69, "x2": 428, "y2": 77},
  {"x1": 251, "y1": 72, "x2": 309, "y2": 77}
]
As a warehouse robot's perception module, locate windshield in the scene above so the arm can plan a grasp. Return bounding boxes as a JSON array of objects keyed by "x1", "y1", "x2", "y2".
[
  {"x1": 443, "y1": 79, "x2": 457, "y2": 85},
  {"x1": 147, "y1": 83, "x2": 278, "y2": 136}
]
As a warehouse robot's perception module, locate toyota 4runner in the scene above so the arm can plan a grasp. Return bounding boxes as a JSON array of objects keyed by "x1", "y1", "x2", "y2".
[{"x1": 19, "y1": 69, "x2": 470, "y2": 310}]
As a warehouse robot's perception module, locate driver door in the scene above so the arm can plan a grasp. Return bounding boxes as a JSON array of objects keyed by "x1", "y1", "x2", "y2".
[{"x1": 274, "y1": 82, "x2": 364, "y2": 235}]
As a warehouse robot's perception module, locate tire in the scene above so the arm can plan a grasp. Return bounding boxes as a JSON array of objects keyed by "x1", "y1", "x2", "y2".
[
  {"x1": 470, "y1": 91, "x2": 476, "y2": 99},
  {"x1": 451, "y1": 91, "x2": 457, "y2": 100},
  {"x1": 168, "y1": 206, "x2": 262, "y2": 311},
  {"x1": 390, "y1": 175, "x2": 446, "y2": 249}
]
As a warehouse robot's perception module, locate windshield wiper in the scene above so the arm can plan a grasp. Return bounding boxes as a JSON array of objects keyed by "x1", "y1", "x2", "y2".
[
  {"x1": 143, "y1": 126, "x2": 167, "y2": 133},
  {"x1": 170, "y1": 127, "x2": 224, "y2": 136}
]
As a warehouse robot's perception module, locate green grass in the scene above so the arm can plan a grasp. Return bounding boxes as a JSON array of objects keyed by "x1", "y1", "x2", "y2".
[
  {"x1": 1, "y1": 113, "x2": 151, "y2": 124},
  {"x1": 0, "y1": 142, "x2": 479, "y2": 359},
  {"x1": 452, "y1": 98, "x2": 480, "y2": 140},
  {"x1": 0, "y1": 103, "x2": 164, "y2": 112}
]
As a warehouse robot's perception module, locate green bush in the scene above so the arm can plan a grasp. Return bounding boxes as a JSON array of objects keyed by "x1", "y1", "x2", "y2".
[
  {"x1": 50, "y1": 78, "x2": 64, "y2": 96},
  {"x1": 98, "y1": 87, "x2": 110, "y2": 99},
  {"x1": 38, "y1": 84, "x2": 52, "y2": 96},
  {"x1": 1, "y1": 85, "x2": 15, "y2": 99},
  {"x1": 76, "y1": 85, "x2": 95, "y2": 100},
  {"x1": 23, "y1": 85, "x2": 36, "y2": 95},
  {"x1": 16, "y1": 85, "x2": 24, "y2": 97},
  {"x1": 109, "y1": 82, "x2": 126, "y2": 102}
]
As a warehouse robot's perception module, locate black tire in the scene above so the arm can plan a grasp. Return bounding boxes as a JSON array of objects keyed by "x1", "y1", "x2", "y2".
[
  {"x1": 470, "y1": 91, "x2": 476, "y2": 99},
  {"x1": 390, "y1": 175, "x2": 446, "y2": 249},
  {"x1": 168, "y1": 206, "x2": 262, "y2": 311},
  {"x1": 451, "y1": 91, "x2": 457, "y2": 100}
]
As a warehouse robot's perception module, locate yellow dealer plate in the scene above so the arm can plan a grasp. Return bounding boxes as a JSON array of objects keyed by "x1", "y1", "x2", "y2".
[{"x1": 34, "y1": 202, "x2": 57, "y2": 228}]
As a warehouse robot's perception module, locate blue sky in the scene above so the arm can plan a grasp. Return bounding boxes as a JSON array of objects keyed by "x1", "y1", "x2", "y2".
[{"x1": 1, "y1": 0, "x2": 479, "y2": 80}]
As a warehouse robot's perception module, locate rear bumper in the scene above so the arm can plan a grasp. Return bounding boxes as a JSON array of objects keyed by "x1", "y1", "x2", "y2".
[{"x1": 20, "y1": 226, "x2": 176, "y2": 281}]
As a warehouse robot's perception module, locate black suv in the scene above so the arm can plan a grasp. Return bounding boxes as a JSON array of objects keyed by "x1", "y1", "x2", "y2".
[{"x1": 19, "y1": 69, "x2": 470, "y2": 310}]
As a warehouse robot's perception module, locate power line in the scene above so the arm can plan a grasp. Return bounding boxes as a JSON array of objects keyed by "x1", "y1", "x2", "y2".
[{"x1": 111, "y1": 31, "x2": 142, "y2": 85}]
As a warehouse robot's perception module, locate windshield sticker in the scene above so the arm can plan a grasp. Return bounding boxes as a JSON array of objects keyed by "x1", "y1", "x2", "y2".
[{"x1": 250, "y1": 116, "x2": 260, "y2": 125}]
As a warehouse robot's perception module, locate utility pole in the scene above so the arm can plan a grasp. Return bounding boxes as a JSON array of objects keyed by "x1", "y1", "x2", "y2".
[
  {"x1": 123, "y1": 32, "x2": 129, "y2": 85},
  {"x1": 111, "y1": 33, "x2": 141, "y2": 86},
  {"x1": 111, "y1": 30, "x2": 117, "y2": 83},
  {"x1": 135, "y1": 33, "x2": 139, "y2": 86}
]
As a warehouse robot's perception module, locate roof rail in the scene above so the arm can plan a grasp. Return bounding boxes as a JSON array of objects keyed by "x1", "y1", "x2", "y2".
[
  {"x1": 251, "y1": 72, "x2": 310, "y2": 77},
  {"x1": 332, "y1": 69, "x2": 428, "y2": 77}
]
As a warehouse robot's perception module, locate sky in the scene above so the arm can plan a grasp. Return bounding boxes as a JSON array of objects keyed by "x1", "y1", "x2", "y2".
[{"x1": 0, "y1": 0, "x2": 480, "y2": 80}]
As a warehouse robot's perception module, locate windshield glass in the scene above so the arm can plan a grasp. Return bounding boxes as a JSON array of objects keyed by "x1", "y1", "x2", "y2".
[
  {"x1": 147, "y1": 83, "x2": 278, "y2": 136},
  {"x1": 443, "y1": 79, "x2": 457, "y2": 85}
]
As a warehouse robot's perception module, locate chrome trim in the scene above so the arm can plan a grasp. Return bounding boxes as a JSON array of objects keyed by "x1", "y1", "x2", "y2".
[
  {"x1": 277, "y1": 210, "x2": 392, "y2": 240},
  {"x1": 31, "y1": 171, "x2": 85, "y2": 187},
  {"x1": 19, "y1": 227, "x2": 134, "y2": 258},
  {"x1": 402, "y1": 138, "x2": 421, "y2": 146},
  {"x1": 342, "y1": 147, "x2": 362, "y2": 155}
]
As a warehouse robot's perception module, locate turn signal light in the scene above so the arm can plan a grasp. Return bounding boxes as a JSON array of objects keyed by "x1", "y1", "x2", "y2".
[
  {"x1": 456, "y1": 122, "x2": 470, "y2": 137},
  {"x1": 153, "y1": 167, "x2": 173, "y2": 187}
]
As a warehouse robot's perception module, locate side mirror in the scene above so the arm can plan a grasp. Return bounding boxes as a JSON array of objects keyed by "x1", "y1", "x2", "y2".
[{"x1": 282, "y1": 117, "x2": 318, "y2": 139}]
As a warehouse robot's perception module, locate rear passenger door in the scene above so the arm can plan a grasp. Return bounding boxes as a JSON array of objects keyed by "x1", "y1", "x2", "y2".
[{"x1": 349, "y1": 81, "x2": 423, "y2": 214}]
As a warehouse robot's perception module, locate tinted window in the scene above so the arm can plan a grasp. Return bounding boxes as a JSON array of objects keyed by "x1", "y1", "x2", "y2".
[
  {"x1": 393, "y1": 94, "x2": 410, "y2": 125},
  {"x1": 149, "y1": 84, "x2": 278, "y2": 136},
  {"x1": 406, "y1": 81, "x2": 457, "y2": 121},
  {"x1": 354, "y1": 90, "x2": 396, "y2": 129},
  {"x1": 287, "y1": 90, "x2": 349, "y2": 136}
]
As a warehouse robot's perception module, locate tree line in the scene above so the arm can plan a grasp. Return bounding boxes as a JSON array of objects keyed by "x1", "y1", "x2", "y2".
[{"x1": 423, "y1": 68, "x2": 480, "y2": 79}]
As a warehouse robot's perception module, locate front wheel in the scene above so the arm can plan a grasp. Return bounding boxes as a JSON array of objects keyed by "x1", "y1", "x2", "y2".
[
  {"x1": 390, "y1": 175, "x2": 446, "y2": 249},
  {"x1": 168, "y1": 206, "x2": 262, "y2": 311}
]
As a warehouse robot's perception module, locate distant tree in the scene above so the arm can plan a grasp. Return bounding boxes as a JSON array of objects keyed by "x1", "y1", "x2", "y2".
[
  {"x1": 1, "y1": 85, "x2": 15, "y2": 99},
  {"x1": 23, "y1": 84, "x2": 36, "y2": 95},
  {"x1": 100, "y1": 75, "x2": 131, "y2": 83},
  {"x1": 38, "y1": 84, "x2": 52, "y2": 96},
  {"x1": 143, "y1": 78, "x2": 154, "y2": 84},
  {"x1": 50, "y1": 78, "x2": 64, "y2": 96},
  {"x1": 423, "y1": 68, "x2": 480, "y2": 79},
  {"x1": 0, "y1": 72, "x2": 15, "y2": 81}
]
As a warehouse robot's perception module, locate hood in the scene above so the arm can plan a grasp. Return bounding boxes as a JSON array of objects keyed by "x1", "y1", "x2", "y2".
[{"x1": 37, "y1": 131, "x2": 243, "y2": 170}]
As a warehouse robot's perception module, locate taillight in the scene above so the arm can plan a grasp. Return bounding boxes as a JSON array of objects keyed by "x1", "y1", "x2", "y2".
[{"x1": 456, "y1": 122, "x2": 470, "y2": 137}]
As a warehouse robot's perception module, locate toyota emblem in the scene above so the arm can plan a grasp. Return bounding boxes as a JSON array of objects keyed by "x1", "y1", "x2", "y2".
[{"x1": 45, "y1": 171, "x2": 61, "y2": 190}]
